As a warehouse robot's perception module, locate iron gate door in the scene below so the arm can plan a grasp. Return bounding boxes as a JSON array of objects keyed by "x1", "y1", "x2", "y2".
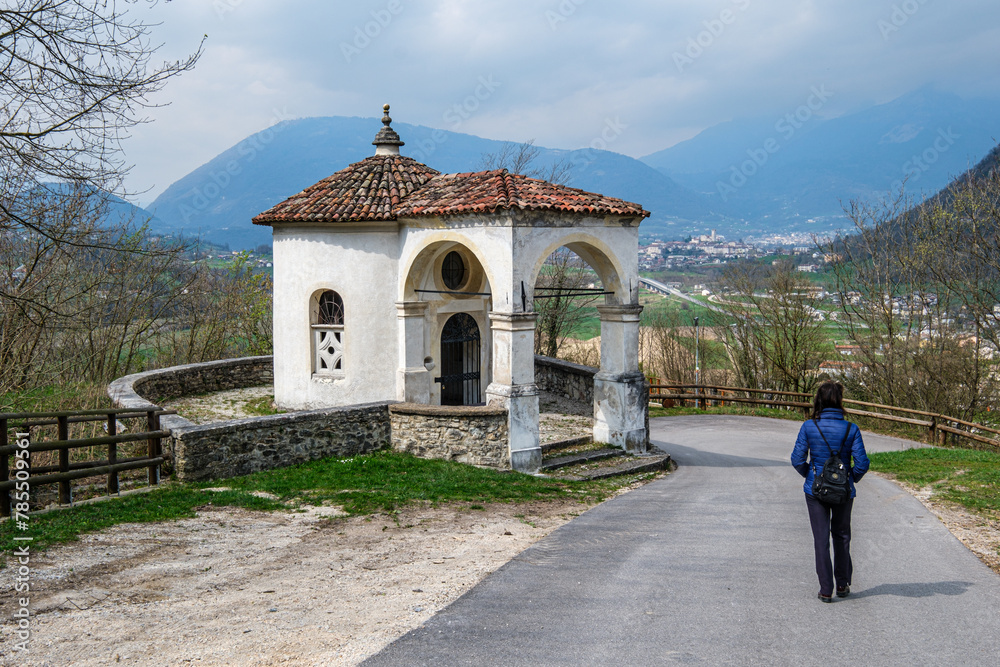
[{"x1": 437, "y1": 313, "x2": 482, "y2": 406}]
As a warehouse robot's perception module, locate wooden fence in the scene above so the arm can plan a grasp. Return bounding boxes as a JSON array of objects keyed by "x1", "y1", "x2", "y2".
[
  {"x1": 648, "y1": 382, "x2": 1000, "y2": 452},
  {"x1": 1, "y1": 408, "x2": 173, "y2": 517}
]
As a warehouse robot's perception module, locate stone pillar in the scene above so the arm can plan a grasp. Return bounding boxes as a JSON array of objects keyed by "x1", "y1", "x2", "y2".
[
  {"x1": 485, "y1": 311, "x2": 540, "y2": 473},
  {"x1": 594, "y1": 304, "x2": 647, "y2": 453},
  {"x1": 396, "y1": 301, "x2": 431, "y2": 403}
]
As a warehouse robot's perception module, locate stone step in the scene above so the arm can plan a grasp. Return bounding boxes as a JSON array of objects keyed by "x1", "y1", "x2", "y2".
[
  {"x1": 572, "y1": 453, "x2": 673, "y2": 481},
  {"x1": 540, "y1": 435, "x2": 592, "y2": 455},
  {"x1": 541, "y1": 447, "x2": 621, "y2": 471}
]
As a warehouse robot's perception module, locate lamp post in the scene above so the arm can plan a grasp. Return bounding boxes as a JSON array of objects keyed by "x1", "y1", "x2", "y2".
[{"x1": 694, "y1": 316, "x2": 700, "y2": 408}]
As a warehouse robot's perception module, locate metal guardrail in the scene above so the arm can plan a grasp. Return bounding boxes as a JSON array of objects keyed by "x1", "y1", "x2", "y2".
[
  {"x1": 1, "y1": 408, "x2": 175, "y2": 517},
  {"x1": 648, "y1": 382, "x2": 1000, "y2": 452}
]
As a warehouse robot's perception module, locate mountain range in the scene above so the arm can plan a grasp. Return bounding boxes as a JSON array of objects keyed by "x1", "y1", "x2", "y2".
[
  {"x1": 642, "y1": 88, "x2": 999, "y2": 230},
  {"x1": 134, "y1": 88, "x2": 999, "y2": 249}
]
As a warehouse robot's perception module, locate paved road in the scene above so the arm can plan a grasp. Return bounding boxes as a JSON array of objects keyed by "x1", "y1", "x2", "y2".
[
  {"x1": 639, "y1": 277, "x2": 723, "y2": 313},
  {"x1": 364, "y1": 416, "x2": 1000, "y2": 666}
]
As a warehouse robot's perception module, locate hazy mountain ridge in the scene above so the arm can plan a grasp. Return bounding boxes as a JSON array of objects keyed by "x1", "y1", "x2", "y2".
[
  {"x1": 141, "y1": 89, "x2": 1000, "y2": 249},
  {"x1": 641, "y1": 89, "x2": 1000, "y2": 230},
  {"x1": 147, "y1": 118, "x2": 721, "y2": 249}
]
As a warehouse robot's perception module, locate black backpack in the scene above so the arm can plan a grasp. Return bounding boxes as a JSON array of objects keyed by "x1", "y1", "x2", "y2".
[{"x1": 811, "y1": 422, "x2": 852, "y2": 505}]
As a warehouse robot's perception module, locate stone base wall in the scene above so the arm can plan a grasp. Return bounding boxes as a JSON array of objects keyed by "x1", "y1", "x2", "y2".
[
  {"x1": 109, "y1": 357, "x2": 389, "y2": 481},
  {"x1": 108, "y1": 356, "x2": 273, "y2": 431},
  {"x1": 124, "y1": 355, "x2": 273, "y2": 403},
  {"x1": 172, "y1": 403, "x2": 391, "y2": 482},
  {"x1": 106, "y1": 356, "x2": 611, "y2": 480},
  {"x1": 389, "y1": 403, "x2": 509, "y2": 470},
  {"x1": 534, "y1": 355, "x2": 597, "y2": 404}
]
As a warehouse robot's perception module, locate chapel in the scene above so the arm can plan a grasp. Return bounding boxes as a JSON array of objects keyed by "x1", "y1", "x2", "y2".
[{"x1": 253, "y1": 105, "x2": 649, "y2": 472}]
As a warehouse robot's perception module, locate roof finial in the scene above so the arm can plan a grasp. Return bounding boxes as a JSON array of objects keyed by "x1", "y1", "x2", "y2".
[{"x1": 373, "y1": 103, "x2": 404, "y2": 155}]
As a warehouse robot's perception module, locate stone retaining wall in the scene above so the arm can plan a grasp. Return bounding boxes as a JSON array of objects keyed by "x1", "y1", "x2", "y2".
[
  {"x1": 172, "y1": 403, "x2": 392, "y2": 481},
  {"x1": 389, "y1": 403, "x2": 509, "y2": 470},
  {"x1": 534, "y1": 355, "x2": 597, "y2": 405},
  {"x1": 108, "y1": 357, "x2": 388, "y2": 481},
  {"x1": 107, "y1": 355, "x2": 600, "y2": 481}
]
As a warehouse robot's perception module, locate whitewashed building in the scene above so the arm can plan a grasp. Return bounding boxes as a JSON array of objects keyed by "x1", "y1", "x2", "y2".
[{"x1": 253, "y1": 106, "x2": 650, "y2": 472}]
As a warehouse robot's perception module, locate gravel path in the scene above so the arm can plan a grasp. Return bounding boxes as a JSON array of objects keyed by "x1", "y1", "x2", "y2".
[{"x1": 1, "y1": 500, "x2": 606, "y2": 666}]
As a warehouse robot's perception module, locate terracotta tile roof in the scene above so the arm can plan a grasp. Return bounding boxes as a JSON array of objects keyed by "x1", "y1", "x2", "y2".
[
  {"x1": 252, "y1": 155, "x2": 440, "y2": 224},
  {"x1": 254, "y1": 162, "x2": 648, "y2": 225},
  {"x1": 396, "y1": 169, "x2": 649, "y2": 219}
]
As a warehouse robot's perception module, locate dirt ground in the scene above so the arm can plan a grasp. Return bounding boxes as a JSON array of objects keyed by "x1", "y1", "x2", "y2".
[
  {"x1": 3, "y1": 478, "x2": 998, "y2": 666},
  {"x1": 0, "y1": 498, "x2": 605, "y2": 666}
]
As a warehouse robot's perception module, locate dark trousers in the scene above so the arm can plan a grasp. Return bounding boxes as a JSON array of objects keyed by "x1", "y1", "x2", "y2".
[{"x1": 805, "y1": 493, "x2": 854, "y2": 596}]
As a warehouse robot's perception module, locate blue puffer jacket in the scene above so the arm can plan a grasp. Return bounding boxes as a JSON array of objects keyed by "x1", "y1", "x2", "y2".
[{"x1": 791, "y1": 408, "x2": 870, "y2": 498}]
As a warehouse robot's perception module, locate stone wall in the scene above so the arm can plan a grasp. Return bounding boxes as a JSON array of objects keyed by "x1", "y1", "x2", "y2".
[
  {"x1": 116, "y1": 355, "x2": 272, "y2": 404},
  {"x1": 108, "y1": 357, "x2": 389, "y2": 481},
  {"x1": 534, "y1": 355, "x2": 596, "y2": 405},
  {"x1": 106, "y1": 355, "x2": 604, "y2": 481},
  {"x1": 172, "y1": 403, "x2": 392, "y2": 482},
  {"x1": 109, "y1": 356, "x2": 273, "y2": 431},
  {"x1": 389, "y1": 403, "x2": 509, "y2": 470}
]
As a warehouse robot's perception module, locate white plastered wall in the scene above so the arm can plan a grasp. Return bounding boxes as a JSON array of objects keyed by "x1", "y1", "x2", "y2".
[{"x1": 271, "y1": 225, "x2": 400, "y2": 410}]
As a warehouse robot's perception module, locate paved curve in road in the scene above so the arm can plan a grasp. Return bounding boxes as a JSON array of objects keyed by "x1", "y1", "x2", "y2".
[{"x1": 364, "y1": 416, "x2": 1000, "y2": 666}]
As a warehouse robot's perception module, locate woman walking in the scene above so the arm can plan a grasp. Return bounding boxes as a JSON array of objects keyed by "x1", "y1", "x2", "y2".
[{"x1": 791, "y1": 380, "x2": 870, "y2": 602}]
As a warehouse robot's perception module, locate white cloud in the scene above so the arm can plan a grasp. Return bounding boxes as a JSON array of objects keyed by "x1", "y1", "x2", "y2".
[{"x1": 121, "y1": 0, "x2": 1000, "y2": 201}]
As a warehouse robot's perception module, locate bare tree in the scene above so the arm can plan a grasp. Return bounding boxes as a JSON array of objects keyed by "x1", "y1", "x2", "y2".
[
  {"x1": 0, "y1": 186, "x2": 192, "y2": 393},
  {"x1": 641, "y1": 308, "x2": 696, "y2": 383},
  {"x1": 153, "y1": 253, "x2": 273, "y2": 366},
  {"x1": 479, "y1": 139, "x2": 572, "y2": 185},
  {"x1": 914, "y1": 170, "x2": 1000, "y2": 355},
  {"x1": 1, "y1": 0, "x2": 202, "y2": 221},
  {"x1": 828, "y1": 191, "x2": 989, "y2": 418},
  {"x1": 0, "y1": 1, "x2": 211, "y2": 402},
  {"x1": 711, "y1": 259, "x2": 827, "y2": 393},
  {"x1": 533, "y1": 247, "x2": 599, "y2": 357}
]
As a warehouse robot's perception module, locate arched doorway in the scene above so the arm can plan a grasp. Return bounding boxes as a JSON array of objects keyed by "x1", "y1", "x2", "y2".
[{"x1": 437, "y1": 313, "x2": 482, "y2": 405}]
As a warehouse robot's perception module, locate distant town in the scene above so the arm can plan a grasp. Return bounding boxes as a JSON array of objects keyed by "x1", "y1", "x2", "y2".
[{"x1": 637, "y1": 230, "x2": 835, "y2": 271}]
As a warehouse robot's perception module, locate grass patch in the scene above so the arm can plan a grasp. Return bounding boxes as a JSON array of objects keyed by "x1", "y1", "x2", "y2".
[
  {"x1": 869, "y1": 447, "x2": 1000, "y2": 515},
  {"x1": 243, "y1": 394, "x2": 285, "y2": 417},
  {"x1": 0, "y1": 450, "x2": 637, "y2": 564},
  {"x1": 0, "y1": 485, "x2": 281, "y2": 557},
  {"x1": 218, "y1": 450, "x2": 611, "y2": 514}
]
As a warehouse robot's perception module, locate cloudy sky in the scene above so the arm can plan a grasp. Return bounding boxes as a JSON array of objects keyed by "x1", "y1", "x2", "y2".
[{"x1": 125, "y1": 0, "x2": 1000, "y2": 203}]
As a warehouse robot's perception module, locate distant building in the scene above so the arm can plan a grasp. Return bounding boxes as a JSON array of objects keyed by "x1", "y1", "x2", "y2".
[{"x1": 818, "y1": 360, "x2": 863, "y2": 378}]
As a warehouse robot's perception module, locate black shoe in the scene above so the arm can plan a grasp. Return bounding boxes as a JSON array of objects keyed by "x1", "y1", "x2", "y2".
[
  {"x1": 836, "y1": 585, "x2": 850, "y2": 598},
  {"x1": 818, "y1": 593, "x2": 833, "y2": 603}
]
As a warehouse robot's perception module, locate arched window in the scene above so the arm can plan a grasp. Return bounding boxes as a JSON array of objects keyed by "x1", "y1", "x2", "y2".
[
  {"x1": 318, "y1": 290, "x2": 344, "y2": 325},
  {"x1": 313, "y1": 290, "x2": 344, "y2": 375}
]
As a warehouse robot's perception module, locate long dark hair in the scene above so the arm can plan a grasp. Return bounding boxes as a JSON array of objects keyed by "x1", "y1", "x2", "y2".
[{"x1": 812, "y1": 380, "x2": 844, "y2": 421}]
